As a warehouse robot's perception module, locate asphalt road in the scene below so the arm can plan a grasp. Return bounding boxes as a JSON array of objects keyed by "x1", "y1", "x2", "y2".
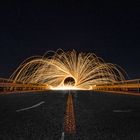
[{"x1": 0, "y1": 91, "x2": 140, "y2": 140}]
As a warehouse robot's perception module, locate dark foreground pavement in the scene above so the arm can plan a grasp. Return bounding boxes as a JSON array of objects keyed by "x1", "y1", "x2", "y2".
[{"x1": 0, "y1": 91, "x2": 140, "y2": 140}]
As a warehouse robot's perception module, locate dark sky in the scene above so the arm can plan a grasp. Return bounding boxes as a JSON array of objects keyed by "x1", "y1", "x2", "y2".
[{"x1": 0, "y1": 1, "x2": 140, "y2": 79}]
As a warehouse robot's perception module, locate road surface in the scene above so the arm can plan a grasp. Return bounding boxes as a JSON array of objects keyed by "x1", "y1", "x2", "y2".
[{"x1": 0, "y1": 91, "x2": 140, "y2": 139}]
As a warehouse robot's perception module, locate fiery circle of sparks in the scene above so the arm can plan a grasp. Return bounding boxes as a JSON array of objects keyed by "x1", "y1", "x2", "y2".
[{"x1": 10, "y1": 49, "x2": 126, "y2": 90}]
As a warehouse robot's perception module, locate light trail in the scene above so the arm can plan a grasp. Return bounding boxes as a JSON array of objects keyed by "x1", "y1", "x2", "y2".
[
  {"x1": 9, "y1": 49, "x2": 126, "y2": 90},
  {"x1": 16, "y1": 101, "x2": 45, "y2": 112}
]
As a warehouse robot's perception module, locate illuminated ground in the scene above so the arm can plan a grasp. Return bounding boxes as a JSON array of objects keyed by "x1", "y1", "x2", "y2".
[{"x1": 0, "y1": 91, "x2": 140, "y2": 139}]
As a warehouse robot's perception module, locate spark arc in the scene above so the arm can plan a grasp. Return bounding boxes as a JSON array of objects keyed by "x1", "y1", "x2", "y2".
[{"x1": 9, "y1": 49, "x2": 125, "y2": 90}]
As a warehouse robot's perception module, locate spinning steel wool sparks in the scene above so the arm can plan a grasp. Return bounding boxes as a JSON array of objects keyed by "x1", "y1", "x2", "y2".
[{"x1": 9, "y1": 49, "x2": 126, "y2": 90}]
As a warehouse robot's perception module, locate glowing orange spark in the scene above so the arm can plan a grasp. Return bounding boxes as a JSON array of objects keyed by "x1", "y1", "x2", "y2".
[{"x1": 9, "y1": 49, "x2": 126, "y2": 90}]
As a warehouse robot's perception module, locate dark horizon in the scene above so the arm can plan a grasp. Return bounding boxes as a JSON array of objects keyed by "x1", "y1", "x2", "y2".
[{"x1": 0, "y1": 1, "x2": 140, "y2": 79}]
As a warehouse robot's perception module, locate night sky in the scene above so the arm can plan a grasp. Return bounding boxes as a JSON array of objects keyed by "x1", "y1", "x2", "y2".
[{"x1": 0, "y1": 1, "x2": 140, "y2": 79}]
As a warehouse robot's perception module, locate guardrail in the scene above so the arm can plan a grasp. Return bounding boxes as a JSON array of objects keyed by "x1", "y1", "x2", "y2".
[
  {"x1": 0, "y1": 80, "x2": 48, "y2": 94},
  {"x1": 93, "y1": 79, "x2": 140, "y2": 96}
]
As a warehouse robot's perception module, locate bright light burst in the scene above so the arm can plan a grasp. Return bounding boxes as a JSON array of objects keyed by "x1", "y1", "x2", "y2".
[{"x1": 9, "y1": 49, "x2": 126, "y2": 90}]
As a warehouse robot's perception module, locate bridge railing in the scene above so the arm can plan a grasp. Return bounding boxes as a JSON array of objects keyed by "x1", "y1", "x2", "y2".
[
  {"x1": 93, "y1": 79, "x2": 140, "y2": 96},
  {"x1": 0, "y1": 78, "x2": 49, "y2": 93}
]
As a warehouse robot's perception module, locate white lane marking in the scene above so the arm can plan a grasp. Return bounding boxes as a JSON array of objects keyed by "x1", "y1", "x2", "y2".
[
  {"x1": 113, "y1": 109, "x2": 132, "y2": 113},
  {"x1": 16, "y1": 101, "x2": 45, "y2": 112},
  {"x1": 61, "y1": 132, "x2": 65, "y2": 140}
]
